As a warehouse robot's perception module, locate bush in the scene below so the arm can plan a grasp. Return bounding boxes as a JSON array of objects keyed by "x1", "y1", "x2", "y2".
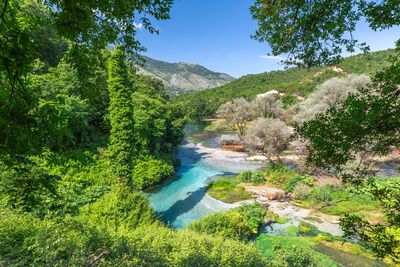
[
  {"x1": 270, "y1": 241, "x2": 313, "y2": 267},
  {"x1": 131, "y1": 156, "x2": 174, "y2": 190},
  {"x1": 292, "y1": 184, "x2": 312, "y2": 200},
  {"x1": 285, "y1": 175, "x2": 314, "y2": 192},
  {"x1": 264, "y1": 165, "x2": 298, "y2": 188},
  {"x1": 188, "y1": 204, "x2": 266, "y2": 241},
  {"x1": 236, "y1": 170, "x2": 265, "y2": 184},
  {"x1": 0, "y1": 209, "x2": 268, "y2": 266},
  {"x1": 255, "y1": 235, "x2": 341, "y2": 267},
  {"x1": 236, "y1": 170, "x2": 252, "y2": 182},
  {"x1": 79, "y1": 186, "x2": 156, "y2": 232}
]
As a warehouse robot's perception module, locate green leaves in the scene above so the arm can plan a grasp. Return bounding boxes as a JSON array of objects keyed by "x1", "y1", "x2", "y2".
[{"x1": 250, "y1": 0, "x2": 368, "y2": 66}]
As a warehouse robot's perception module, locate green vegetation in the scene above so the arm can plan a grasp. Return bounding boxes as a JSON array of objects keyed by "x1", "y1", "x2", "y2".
[
  {"x1": 294, "y1": 184, "x2": 385, "y2": 224},
  {"x1": 175, "y1": 50, "x2": 395, "y2": 119},
  {"x1": 207, "y1": 178, "x2": 253, "y2": 203},
  {"x1": 188, "y1": 204, "x2": 266, "y2": 241},
  {"x1": 255, "y1": 165, "x2": 314, "y2": 192},
  {"x1": 203, "y1": 119, "x2": 232, "y2": 132},
  {"x1": 236, "y1": 170, "x2": 266, "y2": 184},
  {"x1": 2, "y1": 0, "x2": 399, "y2": 265},
  {"x1": 0, "y1": 1, "x2": 269, "y2": 266},
  {"x1": 251, "y1": 0, "x2": 400, "y2": 262},
  {"x1": 276, "y1": 217, "x2": 289, "y2": 224},
  {"x1": 0, "y1": 207, "x2": 268, "y2": 266},
  {"x1": 255, "y1": 234, "x2": 391, "y2": 267},
  {"x1": 107, "y1": 47, "x2": 136, "y2": 185},
  {"x1": 255, "y1": 235, "x2": 341, "y2": 267},
  {"x1": 285, "y1": 225, "x2": 300, "y2": 237}
]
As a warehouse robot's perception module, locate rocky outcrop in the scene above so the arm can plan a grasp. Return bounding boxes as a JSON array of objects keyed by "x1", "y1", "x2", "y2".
[{"x1": 135, "y1": 56, "x2": 235, "y2": 95}]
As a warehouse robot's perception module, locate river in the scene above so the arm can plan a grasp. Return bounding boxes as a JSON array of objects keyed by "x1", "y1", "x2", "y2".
[{"x1": 148, "y1": 124, "x2": 264, "y2": 228}]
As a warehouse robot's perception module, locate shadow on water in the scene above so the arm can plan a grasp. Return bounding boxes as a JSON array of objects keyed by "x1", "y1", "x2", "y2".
[
  {"x1": 161, "y1": 186, "x2": 207, "y2": 225},
  {"x1": 145, "y1": 141, "x2": 208, "y2": 193}
]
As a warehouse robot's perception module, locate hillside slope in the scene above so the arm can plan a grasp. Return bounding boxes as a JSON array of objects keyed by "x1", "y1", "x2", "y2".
[
  {"x1": 175, "y1": 49, "x2": 395, "y2": 118},
  {"x1": 136, "y1": 56, "x2": 235, "y2": 95}
]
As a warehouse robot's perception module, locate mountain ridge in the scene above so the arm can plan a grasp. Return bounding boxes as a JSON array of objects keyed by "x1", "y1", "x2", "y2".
[{"x1": 136, "y1": 56, "x2": 235, "y2": 95}]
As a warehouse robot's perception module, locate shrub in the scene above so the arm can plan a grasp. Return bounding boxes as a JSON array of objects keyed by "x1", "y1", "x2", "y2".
[
  {"x1": 236, "y1": 171, "x2": 252, "y2": 182},
  {"x1": 292, "y1": 184, "x2": 312, "y2": 200},
  {"x1": 131, "y1": 156, "x2": 174, "y2": 190},
  {"x1": 208, "y1": 178, "x2": 237, "y2": 191},
  {"x1": 285, "y1": 175, "x2": 314, "y2": 192},
  {"x1": 79, "y1": 186, "x2": 156, "y2": 232},
  {"x1": 0, "y1": 209, "x2": 268, "y2": 266},
  {"x1": 255, "y1": 235, "x2": 341, "y2": 267},
  {"x1": 264, "y1": 165, "x2": 298, "y2": 188},
  {"x1": 270, "y1": 241, "x2": 313, "y2": 267},
  {"x1": 188, "y1": 204, "x2": 266, "y2": 241},
  {"x1": 236, "y1": 170, "x2": 265, "y2": 184}
]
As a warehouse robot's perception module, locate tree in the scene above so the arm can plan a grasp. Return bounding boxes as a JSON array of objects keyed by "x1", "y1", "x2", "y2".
[
  {"x1": 107, "y1": 47, "x2": 135, "y2": 186},
  {"x1": 0, "y1": 0, "x2": 172, "y2": 161},
  {"x1": 292, "y1": 74, "x2": 371, "y2": 123},
  {"x1": 216, "y1": 98, "x2": 254, "y2": 139},
  {"x1": 251, "y1": 92, "x2": 286, "y2": 120},
  {"x1": 250, "y1": 0, "x2": 400, "y2": 261},
  {"x1": 245, "y1": 118, "x2": 290, "y2": 163}
]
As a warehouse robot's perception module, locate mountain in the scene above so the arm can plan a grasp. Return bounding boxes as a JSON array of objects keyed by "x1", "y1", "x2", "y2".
[
  {"x1": 174, "y1": 49, "x2": 395, "y2": 118},
  {"x1": 136, "y1": 56, "x2": 235, "y2": 95}
]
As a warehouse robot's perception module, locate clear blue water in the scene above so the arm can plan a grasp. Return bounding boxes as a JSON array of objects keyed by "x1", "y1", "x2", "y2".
[{"x1": 148, "y1": 125, "x2": 264, "y2": 228}]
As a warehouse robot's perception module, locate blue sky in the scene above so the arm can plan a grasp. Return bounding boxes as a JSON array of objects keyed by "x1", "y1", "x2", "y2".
[{"x1": 136, "y1": 0, "x2": 400, "y2": 78}]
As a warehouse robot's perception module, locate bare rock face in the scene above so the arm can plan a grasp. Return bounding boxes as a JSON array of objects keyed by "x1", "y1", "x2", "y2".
[
  {"x1": 266, "y1": 191, "x2": 287, "y2": 201},
  {"x1": 135, "y1": 56, "x2": 235, "y2": 96}
]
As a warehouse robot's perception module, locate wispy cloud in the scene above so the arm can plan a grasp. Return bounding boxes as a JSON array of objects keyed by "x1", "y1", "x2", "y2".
[
  {"x1": 259, "y1": 55, "x2": 285, "y2": 61},
  {"x1": 134, "y1": 22, "x2": 144, "y2": 29}
]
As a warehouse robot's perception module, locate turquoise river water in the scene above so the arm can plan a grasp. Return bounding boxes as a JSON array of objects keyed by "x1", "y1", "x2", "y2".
[{"x1": 148, "y1": 124, "x2": 264, "y2": 228}]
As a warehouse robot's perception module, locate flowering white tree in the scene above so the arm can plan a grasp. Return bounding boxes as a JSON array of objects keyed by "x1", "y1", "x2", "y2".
[
  {"x1": 245, "y1": 118, "x2": 291, "y2": 163},
  {"x1": 216, "y1": 98, "x2": 254, "y2": 140},
  {"x1": 251, "y1": 93, "x2": 286, "y2": 120},
  {"x1": 292, "y1": 75, "x2": 371, "y2": 123}
]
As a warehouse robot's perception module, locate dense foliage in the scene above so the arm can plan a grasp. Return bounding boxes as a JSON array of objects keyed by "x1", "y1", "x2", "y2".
[
  {"x1": 251, "y1": 0, "x2": 400, "y2": 262},
  {"x1": 0, "y1": 1, "x2": 271, "y2": 266},
  {"x1": 174, "y1": 50, "x2": 394, "y2": 119},
  {"x1": 188, "y1": 204, "x2": 266, "y2": 241}
]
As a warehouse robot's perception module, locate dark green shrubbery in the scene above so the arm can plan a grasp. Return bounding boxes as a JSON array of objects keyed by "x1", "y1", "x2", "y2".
[
  {"x1": 236, "y1": 170, "x2": 265, "y2": 184},
  {"x1": 255, "y1": 235, "x2": 341, "y2": 267},
  {"x1": 285, "y1": 174, "x2": 314, "y2": 192},
  {"x1": 0, "y1": 208, "x2": 268, "y2": 266},
  {"x1": 189, "y1": 204, "x2": 266, "y2": 241}
]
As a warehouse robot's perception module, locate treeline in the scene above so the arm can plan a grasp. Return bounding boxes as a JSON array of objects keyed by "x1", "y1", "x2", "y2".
[
  {"x1": 174, "y1": 49, "x2": 395, "y2": 119},
  {"x1": 0, "y1": 1, "x2": 272, "y2": 266}
]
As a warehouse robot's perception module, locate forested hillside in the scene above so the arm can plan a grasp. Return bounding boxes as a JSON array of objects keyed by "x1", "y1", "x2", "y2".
[
  {"x1": 175, "y1": 49, "x2": 395, "y2": 118},
  {"x1": 0, "y1": 1, "x2": 267, "y2": 265},
  {"x1": 136, "y1": 56, "x2": 235, "y2": 95}
]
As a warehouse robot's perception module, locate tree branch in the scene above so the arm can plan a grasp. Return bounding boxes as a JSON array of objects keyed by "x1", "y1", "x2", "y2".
[{"x1": 87, "y1": 251, "x2": 109, "y2": 267}]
